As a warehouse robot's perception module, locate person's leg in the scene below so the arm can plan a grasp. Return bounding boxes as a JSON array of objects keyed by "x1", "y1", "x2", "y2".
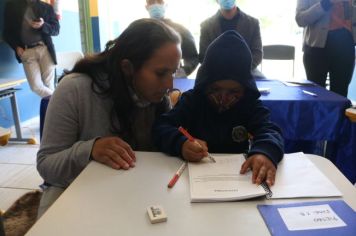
[
  {"x1": 0, "y1": 211, "x2": 5, "y2": 236},
  {"x1": 37, "y1": 186, "x2": 65, "y2": 219},
  {"x1": 303, "y1": 46, "x2": 329, "y2": 87},
  {"x1": 21, "y1": 47, "x2": 53, "y2": 97},
  {"x1": 38, "y1": 45, "x2": 55, "y2": 91},
  {"x1": 328, "y1": 29, "x2": 355, "y2": 97}
]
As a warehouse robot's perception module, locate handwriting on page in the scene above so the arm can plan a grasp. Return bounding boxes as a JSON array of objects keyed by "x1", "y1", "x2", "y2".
[{"x1": 277, "y1": 204, "x2": 346, "y2": 231}]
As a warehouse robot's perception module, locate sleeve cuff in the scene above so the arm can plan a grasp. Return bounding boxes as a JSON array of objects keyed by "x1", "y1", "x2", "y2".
[
  {"x1": 248, "y1": 142, "x2": 284, "y2": 167},
  {"x1": 76, "y1": 138, "x2": 100, "y2": 167}
]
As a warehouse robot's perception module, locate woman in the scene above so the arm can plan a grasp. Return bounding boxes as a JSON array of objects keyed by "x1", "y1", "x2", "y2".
[
  {"x1": 37, "y1": 19, "x2": 181, "y2": 217},
  {"x1": 296, "y1": 0, "x2": 356, "y2": 97}
]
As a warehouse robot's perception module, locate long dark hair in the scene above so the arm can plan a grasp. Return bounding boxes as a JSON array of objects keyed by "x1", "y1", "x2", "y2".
[{"x1": 70, "y1": 18, "x2": 180, "y2": 137}]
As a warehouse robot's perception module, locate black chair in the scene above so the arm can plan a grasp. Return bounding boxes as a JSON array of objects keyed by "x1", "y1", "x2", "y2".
[
  {"x1": 261, "y1": 45, "x2": 295, "y2": 77},
  {"x1": 55, "y1": 51, "x2": 83, "y2": 87}
]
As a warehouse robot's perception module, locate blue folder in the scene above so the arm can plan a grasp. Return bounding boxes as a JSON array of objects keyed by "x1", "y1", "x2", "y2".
[{"x1": 257, "y1": 200, "x2": 356, "y2": 236}]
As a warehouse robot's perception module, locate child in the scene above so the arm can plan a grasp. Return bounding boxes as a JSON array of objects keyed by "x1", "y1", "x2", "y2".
[{"x1": 153, "y1": 31, "x2": 284, "y2": 186}]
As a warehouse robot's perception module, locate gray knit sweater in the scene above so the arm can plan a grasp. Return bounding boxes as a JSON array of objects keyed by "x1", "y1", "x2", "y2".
[{"x1": 37, "y1": 73, "x2": 170, "y2": 188}]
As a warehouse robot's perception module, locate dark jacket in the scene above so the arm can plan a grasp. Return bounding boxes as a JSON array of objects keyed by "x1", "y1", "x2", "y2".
[
  {"x1": 199, "y1": 8, "x2": 262, "y2": 69},
  {"x1": 153, "y1": 31, "x2": 283, "y2": 166},
  {"x1": 163, "y1": 19, "x2": 199, "y2": 76},
  {"x1": 3, "y1": 0, "x2": 59, "y2": 64}
]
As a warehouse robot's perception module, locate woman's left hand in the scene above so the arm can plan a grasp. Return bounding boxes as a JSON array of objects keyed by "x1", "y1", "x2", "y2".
[{"x1": 240, "y1": 154, "x2": 276, "y2": 187}]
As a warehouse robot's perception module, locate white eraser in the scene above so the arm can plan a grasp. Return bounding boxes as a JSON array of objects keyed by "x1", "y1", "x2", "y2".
[{"x1": 147, "y1": 205, "x2": 167, "y2": 224}]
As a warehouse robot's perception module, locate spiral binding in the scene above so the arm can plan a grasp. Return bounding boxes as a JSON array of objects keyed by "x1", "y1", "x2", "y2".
[{"x1": 261, "y1": 182, "x2": 273, "y2": 199}]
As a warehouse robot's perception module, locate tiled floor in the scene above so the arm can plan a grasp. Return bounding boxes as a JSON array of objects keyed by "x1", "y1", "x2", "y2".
[{"x1": 0, "y1": 117, "x2": 42, "y2": 212}]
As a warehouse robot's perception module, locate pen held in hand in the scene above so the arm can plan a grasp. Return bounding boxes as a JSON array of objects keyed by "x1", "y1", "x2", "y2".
[
  {"x1": 178, "y1": 126, "x2": 216, "y2": 163},
  {"x1": 167, "y1": 162, "x2": 187, "y2": 188}
]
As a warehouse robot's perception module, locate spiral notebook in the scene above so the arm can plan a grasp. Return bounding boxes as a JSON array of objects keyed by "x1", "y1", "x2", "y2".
[{"x1": 188, "y1": 152, "x2": 342, "y2": 202}]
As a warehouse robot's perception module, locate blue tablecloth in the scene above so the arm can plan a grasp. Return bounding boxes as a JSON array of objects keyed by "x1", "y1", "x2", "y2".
[
  {"x1": 257, "y1": 80, "x2": 350, "y2": 140},
  {"x1": 173, "y1": 79, "x2": 356, "y2": 183}
]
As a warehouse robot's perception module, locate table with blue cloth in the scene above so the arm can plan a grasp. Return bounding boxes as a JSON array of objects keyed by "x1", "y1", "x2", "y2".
[{"x1": 173, "y1": 78, "x2": 356, "y2": 184}]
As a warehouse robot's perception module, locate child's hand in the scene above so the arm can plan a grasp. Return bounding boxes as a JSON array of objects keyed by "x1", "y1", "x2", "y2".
[
  {"x1": 182, "y1": 139, "x2": 209, "y2": 162},
  {"x1": 240, "y1": 154, "x2": 276, "y2": 187}
]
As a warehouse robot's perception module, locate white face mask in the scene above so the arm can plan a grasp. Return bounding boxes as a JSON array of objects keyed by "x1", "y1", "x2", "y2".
[
  {"x1": 147, "y1": 4, "x2": 166, "y2": 19},
  {"x1": 218, "y1": 0, "x2": 236, "y2": 10}
]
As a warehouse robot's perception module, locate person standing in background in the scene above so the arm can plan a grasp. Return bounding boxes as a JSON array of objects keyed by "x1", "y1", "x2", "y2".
[
  {"x1": 3, "y1": 0, "x2": 60, "y2": 98},
  {"x1": 50, "y1": 0, "x2": 62, "y2": 20},
  {"x1": 296, "y1": 0, "x2": 356, "y2": 97},
  {"x1": 199, "y1": 0, "x2": 262, "y2": 70},
  {"x1": 146, "y1": 0, "x2": 199, "y2": 78}
]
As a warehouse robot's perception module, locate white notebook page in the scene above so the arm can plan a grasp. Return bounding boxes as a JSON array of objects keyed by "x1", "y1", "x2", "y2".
[{"x1": 271, "y1": 152, "x2": 342, "y2": 198}]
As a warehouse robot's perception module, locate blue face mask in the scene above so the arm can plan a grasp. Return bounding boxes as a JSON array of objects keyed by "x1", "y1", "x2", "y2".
[
  {"x1": 218, "y1": 0, "x2": 236, "y2": 10},
  {"x1": 147, "y1": 4, "x2": 166, "y2": 19}
]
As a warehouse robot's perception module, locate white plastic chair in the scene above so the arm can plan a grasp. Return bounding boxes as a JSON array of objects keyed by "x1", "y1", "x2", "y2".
[{"x1": 55, "y1": 51, "x2": 84, "y2": 86}]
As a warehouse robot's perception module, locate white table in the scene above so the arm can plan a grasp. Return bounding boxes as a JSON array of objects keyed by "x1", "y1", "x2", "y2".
[{"x1": 26, "y1": 152, "x2": 356, "y2": 236}]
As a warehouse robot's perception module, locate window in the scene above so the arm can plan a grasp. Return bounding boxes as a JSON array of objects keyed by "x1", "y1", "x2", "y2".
[{"x1": 99, "y1": 0, "x2": 303, "y2": 79}]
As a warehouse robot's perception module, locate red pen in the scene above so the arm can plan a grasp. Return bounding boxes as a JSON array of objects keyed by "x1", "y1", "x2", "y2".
[
  {"x1": 167, "y1": 162, "x2": 187, "y2": 188},
  {"x1": 178, "y1": 126, "x2": 216, "y2": 163},
  {"x1": 178, "y1": 126, "x2": 195, "y2": 141}
]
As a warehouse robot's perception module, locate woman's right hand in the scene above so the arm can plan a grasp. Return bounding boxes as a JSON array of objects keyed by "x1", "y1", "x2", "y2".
[
  {"x1": 91, "y1": 137, "x2": 136, "y2": 170},
  {"x1": 181, "y1": 139, "x2": 209, "y2": 162},
  {"x1": 16, "y1": 47, "x2": 24, "y2": 57}
]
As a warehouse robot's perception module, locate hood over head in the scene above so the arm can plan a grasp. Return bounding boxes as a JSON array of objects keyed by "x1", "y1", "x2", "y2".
[{"x1": 194, "y1": 30, "x2": 260, "y2": 100}]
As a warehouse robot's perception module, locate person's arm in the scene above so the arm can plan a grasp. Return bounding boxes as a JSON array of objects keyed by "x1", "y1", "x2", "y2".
[
  {"x1": 296, "y1": 0, "x2": 331, "y2": 27},
  {"x1": 239, "y1": 100, "x2": 284, "y2": 186},
  {"x1": 3, "y1": 2, "x2": 20, "y2": 51},
  {"x1": 199, "y1": 21, "x2": 211, "y2": 63},
  {"x1": 250, "y1": 21, "x2": 263, "y2": 69},
  {"x1": 37, "y1": 76, "x2": 136, "y2": 187},
  {"x1": 37, "y1": 77, "x2": 97, "y2": 188},
  {"x1": 179, "y1": 27, "x2": 199, "y2": 76},
  {"x1": 39, "y1": 3, "x2": 60, "y2": 36},
  {"x1": 246, "y1": 100, "x2": 284, "y2": 166},
  {"x1": 152, "y1": 92, "x2": 196, "y2": 157}
]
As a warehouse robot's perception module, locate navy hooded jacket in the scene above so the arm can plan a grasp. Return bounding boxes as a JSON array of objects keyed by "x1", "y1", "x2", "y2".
[{"x1": 152, "y1": 31, "x2": 283, "y2": 166}]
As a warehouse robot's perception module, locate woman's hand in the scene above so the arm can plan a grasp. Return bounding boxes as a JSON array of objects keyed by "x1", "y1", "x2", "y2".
[
  {"x1": 16, "y1": 47, "x2": 24, "y2": 57},
  {"x1": 240, "y1": 154, "x2": 276, "y2": 187},
  {"x1": 181, "y1": 139, "x2": 209, "y2": 162},
  {"x1": 31, "y1": 17, "x2": 44, "y2": 29},
  {"x1": 91, "y1": 137, "x2": 136, "y2": 170}
]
